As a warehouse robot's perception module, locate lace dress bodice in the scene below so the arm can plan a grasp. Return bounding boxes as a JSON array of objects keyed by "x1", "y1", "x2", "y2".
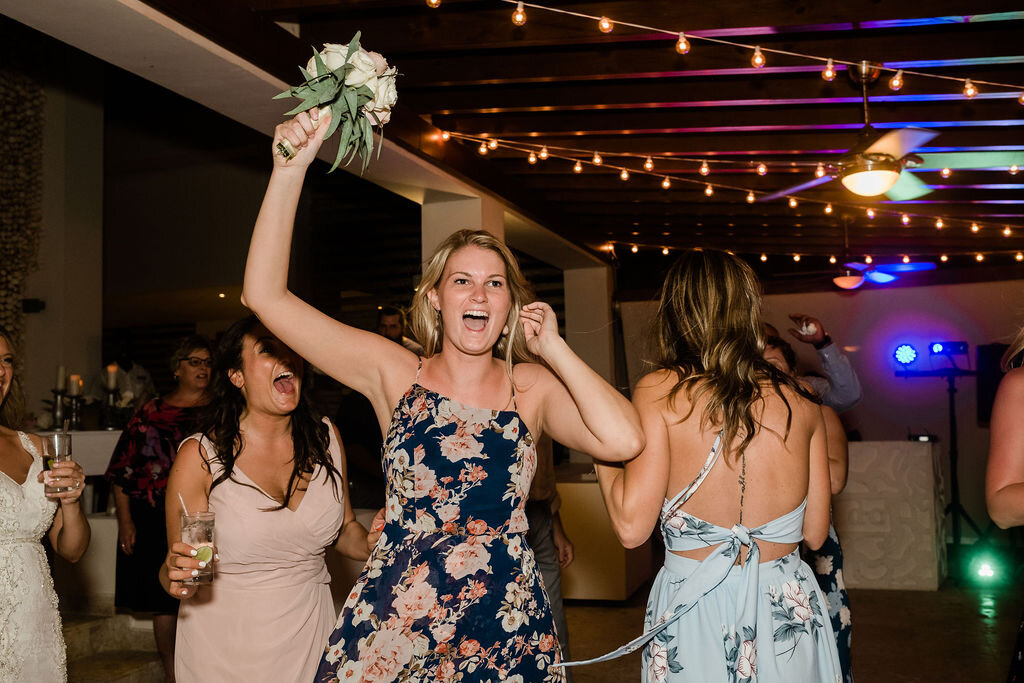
[{"x1": 0, "y1": 432, "x2": 65, "y2": 681}]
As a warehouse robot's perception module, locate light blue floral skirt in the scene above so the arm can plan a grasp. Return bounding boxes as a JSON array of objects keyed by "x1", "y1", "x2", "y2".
[{"x1": 642, "y1": 549, "x2": 842, "y2": 682}]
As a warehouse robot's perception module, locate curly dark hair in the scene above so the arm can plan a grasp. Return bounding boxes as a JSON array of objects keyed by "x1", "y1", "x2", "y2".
[{"x1": 199, "y1": 315, "x2": 339, "y2": 510}]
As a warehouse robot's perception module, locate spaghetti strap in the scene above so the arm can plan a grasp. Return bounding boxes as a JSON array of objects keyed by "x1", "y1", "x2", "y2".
[
  {"x1": 414, "y1": 356, "x2": 423, "y2": 381},
  {"x1": 663, "y1": 431, "x2": 723, "y2": 516}
]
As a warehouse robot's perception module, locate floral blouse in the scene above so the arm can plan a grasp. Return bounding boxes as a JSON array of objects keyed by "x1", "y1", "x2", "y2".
[{"x1": 104, "y1": 398, "x2": 201, "y2": 507}]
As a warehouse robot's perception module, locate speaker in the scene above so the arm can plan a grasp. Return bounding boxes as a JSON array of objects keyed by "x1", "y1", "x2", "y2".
[{"x1": 977, "y1": 343, "x2": 1009, "y2": 426}]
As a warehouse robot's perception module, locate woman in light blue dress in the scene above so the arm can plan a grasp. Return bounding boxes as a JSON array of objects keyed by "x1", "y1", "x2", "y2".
[{"x1": 559, "y1": 250, "x2": 841, "y2": 682}]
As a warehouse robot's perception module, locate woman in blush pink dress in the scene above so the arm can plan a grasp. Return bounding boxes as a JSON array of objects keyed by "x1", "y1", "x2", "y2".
[{"x1": 159, "y1": 316, "x2": 375, "y2": 682}]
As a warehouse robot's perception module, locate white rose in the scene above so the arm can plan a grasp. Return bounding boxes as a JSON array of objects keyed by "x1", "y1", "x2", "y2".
[
  {"x1": 345, "y1": 49, "x2": 378, "y2": 88},
  {"x1": 306, "y1": 43, "x2": 349, "y2": 75},
  {"x1": 363, "y1": 69, "x2": 398, "y2": 125}
]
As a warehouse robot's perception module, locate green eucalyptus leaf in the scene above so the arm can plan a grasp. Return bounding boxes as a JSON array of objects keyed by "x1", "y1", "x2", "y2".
[
  {"x1": 283, "y1": 99, "x2": 318, "y2": 116},
  {"x1": 299, "y1": 65, "x2": 314, "y2": 81},
  {"x1": 324, "y1": 107, "x2": 342, "y2": 140},
  {"x1": 346, "y1": 32, "x2": 362, "y2": 60},
  {"x1": 344, "y1": 90, "x2": 358, "y2": 119},
  {"x1": 338, "y1": 118, "x2": 353, "y2": 154},
  {"x1": 312, "y1": 49, "x2": 328, "y2": 78},
  {"x1": 329, "y1": 133, "x2": 347, "y2": 173}
]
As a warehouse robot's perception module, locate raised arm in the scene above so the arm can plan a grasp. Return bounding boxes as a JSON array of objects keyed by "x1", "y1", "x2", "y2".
[
  {"x1": 521, "y1": 303, "x2": 644, "y2": 462},
  {"x1": 802, "y1": 404, "x2": 832, "y2": 550},
  {"x1": 594, "y1": 371, "x2": 672, "y2": 548},
  {"x1": 986, "y1": 368, "x2": 1024, "y2": 528},
  {"x1": 242, "y1": 109, "x2": 415, "y2": 412}
]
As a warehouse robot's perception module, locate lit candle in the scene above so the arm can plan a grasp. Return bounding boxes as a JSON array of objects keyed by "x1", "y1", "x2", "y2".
[
  {"x1": 67, "y1": 374, "x2": 82, "y2": 397},
  {"x1": 56, "y1": 364, "x2": 66, "y2": 392},
  {"x1": 105, "y1": 364, "x2": 118, "y2": 391}
]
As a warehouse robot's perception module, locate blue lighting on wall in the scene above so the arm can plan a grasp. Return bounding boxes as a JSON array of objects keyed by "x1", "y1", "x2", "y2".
[{"x1": 894, "y1": 344, "x2": 918, "y2": 365}]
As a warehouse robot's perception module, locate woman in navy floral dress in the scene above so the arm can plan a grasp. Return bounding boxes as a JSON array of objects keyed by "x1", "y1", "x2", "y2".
[{"x1": 242, "y1": 108, "x2": 645, "y2": 682}]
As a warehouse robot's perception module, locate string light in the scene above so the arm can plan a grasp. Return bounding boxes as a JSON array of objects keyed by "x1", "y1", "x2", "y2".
[
  {"x1": 1005, "y1": 226, "x2": 1013, "y2": 237},
  {"x1": 1017, "y1": 252, "x2": 1023, "y2": 261},
  {"x1": 662, "y1": 177, "x2": 672, "y2": 189},
  {"x1": 889, "y1": 70, "x2": 904, "y2": 91},
  {"x1": 1020, "y1": 93, "x2": 1024, "y2": 106},
  {"x1": 902, "y1": 214, "x2": 911, "y2": 226},
  {"x1": 822, "y1": 58, "x2": 836, "y2": 82},
  {"x1": 941, "y1": 254, "x2": 949, "y2": 262},
  {"x1": 1011, "y1": 165, "x2": 1019, "y2": 175},
  {"x1": 631, "y1": 244, "x2": 639, "y2": 253},
  {"x1": 935, "y1": 218, "x2": 944, "y2": 229},
  {"x1": 751, "y1": 46, "x2": 765, "y2": 69},
  {"x1": 866, "y1": 208, "x2": 875, "y2": 219},
  {"x1": 598, "y1": 15, "x2": 613, "y2": 33},
  {"x1": 487, "y1": 139, "x2": 498, "y2": 150},
  {"x1": 538, "y1": 146, "x2": 549, "y2": 160},
  {"x1": 760, "y1": 253, "x2": 767, "y2": 262},
  {"x1": 756, "y1": 163, "x2": 767, "y2": 176},
  {"x1": 793, "y1": 254, "x2": 801, "y2": 262},
  {"x1": 705, "y1": 184, "x2": 714, "y2": 196},
  {"x1": 478, "y1": 142, "x2": 488, "y2": 155},
  {"x1": 592, "y1": 152, "x2": 602, "y2": 165},
  {"x1": 440, "y1": 131, "x2": 450, "y2": 141},
  {"x1": 829, "y1": 255, "x2": 837, "y2": 264},
  {"x1": 815, "y1": 163, "x2": 825, "y2": 178},
  {"x1": 865, "y1": 255, "x2": 873, "y2": 264},
  {"x1": 976, "y1": 253, "x2": 985, "y2": 261},
  {"x1": 940, "y1": 167, "x2": 952, "y2": 178},
  {"x1": 527, "y1": 151, "x2": 537, "y2": 164},
  {"x1": 426, "y1": 0, "x2": 440, "y2": 7},
  {"x1": 788, "y1": 197, "x2": 798, "y2": 208},
  {"x1": 699, "y1": 160, "x2": 710, "y2": 176},
  {"x1": 824, "y1": 203, "x2": 833, "y2": 214},
  {"x1": 573, "y1": 160, "x2": 582, "y2": 173},
  {"x1": 675, "y1": 32, "x2": 690, "y2": 55},
  {"x1": 662, "y1": 247, "x2": 670, "y2": 255},
  {"x1": 644, "y1": 156, "x2": 655, "y2": 171},
  {"x1": 963, "y1": 79, "x2": 978, "y2": 98},
  {"x1": 620, "y1": 168, "x2": 630, "y2": 181},
  {"x1": 971, "y1": 222, "x2": 979, "y2": 233},
  {"x1": 902, "y1": 255, "x2": 911, "y2": 263},
  {"x1": 511, "y1": 1, "x2": 526, "y2": 26},
  {"x1": 746, "y1": 191, "x2": 756, "y2": 203}
]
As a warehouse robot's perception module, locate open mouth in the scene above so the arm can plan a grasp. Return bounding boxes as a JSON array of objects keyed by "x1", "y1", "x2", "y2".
[
  {"x1": 462, "y1": 309, "x2": 489, "y2": 332},
  {"x1": 273, "y1": 371, "x2": 296, "y2": 395}
]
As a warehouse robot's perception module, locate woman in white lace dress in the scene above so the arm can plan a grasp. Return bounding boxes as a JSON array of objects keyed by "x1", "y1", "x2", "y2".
[{"x1": 0, "y1": 327, "x2": 91, "y2": 681}]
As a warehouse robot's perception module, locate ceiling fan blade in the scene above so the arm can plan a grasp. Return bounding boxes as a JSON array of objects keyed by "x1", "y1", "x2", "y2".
[
  {"x1": 872, "y1": 262, "x2": 937, "y2": 274},
  {"x1": 756, "y1": 176, "x2": 834, "y2": 203},
  {"x1": 843, "y1": 262, "x2": 871, "y2": 272},
  {"x1": 865, "y1": 271, "x2": 898, "y2": 284},
  {"x1": 864, "y1": 128, "x2": 938, "y2": 159},
  {"x1": 915, "y1": 151, "x2": 1024, "y2": 170},
  {"x1": 885, "y1": 172, "x2": 932, "y2": 201}
]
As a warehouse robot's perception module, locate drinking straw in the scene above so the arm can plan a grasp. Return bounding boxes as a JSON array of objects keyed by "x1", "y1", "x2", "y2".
[{"x1": 178, "y1": 492, "x2": 190, "y2": 516}]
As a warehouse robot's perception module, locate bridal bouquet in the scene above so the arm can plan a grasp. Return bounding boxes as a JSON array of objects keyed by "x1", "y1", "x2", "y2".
[{"x1": 274, "y1": 32, "x2": 397, "y2": 173}]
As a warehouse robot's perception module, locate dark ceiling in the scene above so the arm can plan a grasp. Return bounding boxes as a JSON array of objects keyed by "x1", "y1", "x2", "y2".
[{"x1": 141, "y1": 0, "x2": 1024, "y2": 294}]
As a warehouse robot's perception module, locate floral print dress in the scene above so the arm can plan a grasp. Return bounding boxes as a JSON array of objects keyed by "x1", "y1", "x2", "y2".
[
  {"x1": 316, "y1": 367, "x2": 565, "y2": 683},
  {"x1": 558, "y1": 433, "x2": 841, "y2": 683},
  {"x1": 803, "y1": 520, "x2": 853, "y2": 683}
]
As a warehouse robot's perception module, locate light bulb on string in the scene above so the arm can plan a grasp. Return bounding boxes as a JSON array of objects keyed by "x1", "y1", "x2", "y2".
[
  {"x1": 793, "y1": 254, "x2": 801, "y2": 262},
  {"x1": 592, "y1": 152, "x2": 602, "y2": 165},
  {"x1": 426, "y1": 0, "x2": 440, "y2": 7},
  {"x1": 866, "y1": 208, "x2": 875, "y2": 219},
  {"x1": 1010, "y1": 165, "x2": 1019, "y2": 175},
  {"x1": 527, "y1": 152, "x2": 537, "y2": 164},
  {"x1": 940, "y1": 167, "x2": 952, "y2": 178},
  {"x1": 746, "y1": 191, "x2": 756, "y2": 203},
  {"x1": 865, "y1": 255, "x2": 873, "y2": 264},
  {"x1": 889, "y1": 69, "x2": 904, "y2": 91},
  {"x1": 976, "y1": 253, "x2": 985, "y2": 262},
  {"x1": 760, "y1": 254, "x2": 767, "y2": 262},
  {"x1": 788, "y1": 197, "x2": 798, "y2": 208},
  {"x1": 511, "y1": 2, "x2": 526, "y2": 26},
  {"x1": 478, "y1": 142, "x2": 488, "y2": 155},
  {"x1": 829, "y1": 255, "x2": 837, "y2": 264},
  {"x1": 756, "y1": 162, "x2": 767, "y2": 176},
  {"x1": 902, "y1": 214, "x2": 910, "y2": 226},
  {"x1": 662, "y1": 177, "x2": 672, "y2": 190},
  {"x1": 822, "y1": 58, "x2": 836, "y2": 82},
  {"x1": 940, "y1": 254, "x2": 949, "y2": 262},
  {"x1": 631, "y1": 245, "x2": 639, "y2": 254},
  {"x1": 1017, "y1": 252, "x2": 1023, "y2": 261},
  {"x1": 902, "y1": 255, "x2": 911, "y2": 264},
  {"x1": 751, "y1": 46, "x2": 765, "y2": 68},
  {"x1": 662, "y1": 247, "x2": 670, "y2": 256},
  {"x1": 598, "y1": 16, "x2": 613, "y2": 33},
  {"x1": 487, "y1": 139, "x2": 498, "y2": 150},
  {"x1": 1019, "y1": 93, "x2": 1024, "y2": 106},
  {"x1": 935, "y1": 218, "x2": 944, "y2": 229},
  {"x1": 824, "y1": 203, "x2": 833, "y2": 214},
  {"x1": 620, "y1": 168, "x2": 630, "y2": 181},
  {"x1": 971, "y1": 222, "x2": 979, "y2": 233},
  {"x1": 538, "y1": 146, "x2": 549, "y2": 160},
  {"x1": 440, "y1": 131, "x2": 450, "y2": 141},
  {"x1": 963, "y1": 79, "x2": 978, "y2": 98},
  {"x1": 815, "y1": 163, "x2": 825, "y2": 178},
  {"x1": 1005, "y1": 226, "x2": 1013, "y2": 237},
  {"x1": 699, "y1": 160, "x2": 710, "y2": 176},
  {"x1": 644, "y1": 157, "x2": 654, "y2": 172},
  {"x1": 705, "y1": 184, "x2": 714, "y2": 197},
  {"x1": 675, "y1": 32, "x2": 690, "y2": 55},
  {"x1": 573, "y1": 160, "x2": 582, "y2": 173}
]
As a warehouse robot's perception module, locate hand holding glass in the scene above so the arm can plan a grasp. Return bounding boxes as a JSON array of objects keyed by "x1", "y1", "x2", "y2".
[
  {"x1": 180, "y1": 512, "x2": 215, "y2": 585},
  {"x1": 42, "y1": 433, "x2": 73, "y2": 494}
]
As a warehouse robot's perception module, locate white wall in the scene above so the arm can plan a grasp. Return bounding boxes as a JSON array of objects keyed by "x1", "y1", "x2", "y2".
[{"x1": 621, "y1": 278, "x2": 1024, "y2": 541}]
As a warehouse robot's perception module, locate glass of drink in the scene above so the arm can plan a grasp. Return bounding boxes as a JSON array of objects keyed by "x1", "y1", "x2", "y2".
[
  {"x1": 180, "y1": 511, "x2": 215, "y2": 585},
  {"x1": 42, "y1": 432, "x2": 73, "y2": 494}
]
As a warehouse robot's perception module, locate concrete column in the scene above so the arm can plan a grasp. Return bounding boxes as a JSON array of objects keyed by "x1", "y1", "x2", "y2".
[
  {"x1": 22, "y1": 62, "x2": 104, "y2": 423},
  {"x1": 420, "y1": 192, "x2": 505, "y2": 264}
]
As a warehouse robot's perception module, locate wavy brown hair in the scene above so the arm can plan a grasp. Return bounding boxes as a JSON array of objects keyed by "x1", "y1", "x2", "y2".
[
  {"x1": 654, "y1": 250, "x2": 815, "y2": 459},
  {"x1": 1002, "y1": 323, "x2": 1024, "y2": 371},
  {"x1": 0, "y1": 327, "x2": 25, "y2": 429},
  {"x1": 409, "y1": 230, "x2": 535, "y2": 374}
]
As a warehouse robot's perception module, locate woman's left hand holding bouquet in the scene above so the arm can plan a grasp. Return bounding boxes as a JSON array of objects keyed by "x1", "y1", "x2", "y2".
[{"x1": 273, "y1": 107, "x2": 333, "y2": 171}]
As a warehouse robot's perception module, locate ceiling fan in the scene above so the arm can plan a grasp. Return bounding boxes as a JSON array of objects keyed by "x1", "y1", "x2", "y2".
[
  {"x1": 840, "y1": 259, "x2": 937, "y2": 288},
  {"x1": 760, "y1": 61, "x2": 1024, "y2": 202}
]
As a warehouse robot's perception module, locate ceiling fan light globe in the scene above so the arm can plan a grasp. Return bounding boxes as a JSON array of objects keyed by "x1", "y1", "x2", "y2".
[
  {"x1": 833, "y1": 274, "x2": 865, "y2": 290},
  {"x1": 840, "y1": 162, "x2": 901, "y2": 196}
]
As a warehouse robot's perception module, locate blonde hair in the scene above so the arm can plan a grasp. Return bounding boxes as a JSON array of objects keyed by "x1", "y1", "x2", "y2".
[
  {"x1": 0, "y1": 327, "x2": 25, "y2": 429},
  {"x1": 409, "y1": 230, "x2": 535, "y2": 371},
  {"x1": 654, "y1": 250, "x2": 811, "y2": 459},
  {"x1": 1002, "y1": 324, "x2": 1024, "y2": 371}
]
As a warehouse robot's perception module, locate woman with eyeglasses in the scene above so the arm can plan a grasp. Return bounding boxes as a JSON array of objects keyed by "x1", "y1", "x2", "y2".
[{"x1": 104, "y1": 335, "x2": 212, "y2": 681}]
